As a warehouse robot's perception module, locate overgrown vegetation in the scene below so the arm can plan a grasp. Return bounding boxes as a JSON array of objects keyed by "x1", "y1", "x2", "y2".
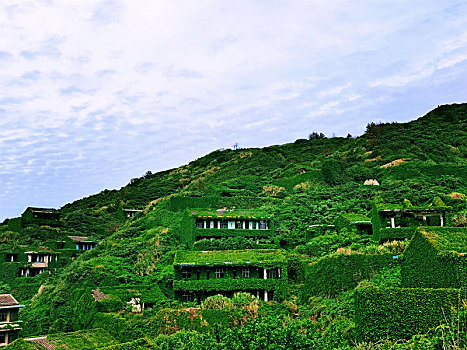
[{"x1": 1, "y1": 103, "x2": 466, "y2": 349}]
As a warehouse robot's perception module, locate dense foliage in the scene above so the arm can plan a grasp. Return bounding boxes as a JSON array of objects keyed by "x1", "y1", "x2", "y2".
[{"x1": 0, "y1": 103, "x2": 466, "y2": 349}]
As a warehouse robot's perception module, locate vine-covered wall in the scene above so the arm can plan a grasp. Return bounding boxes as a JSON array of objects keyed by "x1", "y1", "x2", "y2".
[
  {"x1": 355, "y1": 287, "x2": 466, "y2": 341},
  {"x1": 401, "y1": 228, "x2": 467, "y2": 288},
  {"x1": 303, "y1": 253, "x2": 395, "y2": 299}
]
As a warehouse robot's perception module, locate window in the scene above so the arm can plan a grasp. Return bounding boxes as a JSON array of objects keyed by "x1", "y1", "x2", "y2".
[
  {"x1": 5, "y1": 254, "x2": 17, "y2": 262},
  {"x1": 0, "y1": 333, "x2": 5, "y2": 344},
  {"x1": 268, "y1": 290, "x2": 275, "y2": 301},
  {"x1": 215, "y1": 268, "x2": 224, "y2": 278},
  {"x1": 235, "y1": 220, "x2": 243, "y2": 229},
  {"x1": 57, "y1": 241, "x2": 65, "y2": 249},
  {"x1": 260, "y1": 221, "x2": 267, "y2": 230},
  {"x1": 267, "y1": 268, "x2": 278, "y2": 279},
  {"x1": 196, "y1": 220, "x2": 204, "y2": 229},
  {"x1": 0, "y1": 312, "x2": 7, "y2": 322},
  {"x1": 183, "y1": 294, "x2": 193, "y2": 302},
  {"x1": 220, "y1": 221, "x2": 228, "y2": 229},
  {"x1": 182, "y1": 269, "x2": 192, "y2": 279},
  {"x1": 242, "y1": 268, "x2": 250, "y2": 278}
]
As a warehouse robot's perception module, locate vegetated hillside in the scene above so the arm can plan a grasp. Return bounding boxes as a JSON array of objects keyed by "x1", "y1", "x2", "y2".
[{"x1": 1, "y1": 103, "x2": 467, "y2": 349}]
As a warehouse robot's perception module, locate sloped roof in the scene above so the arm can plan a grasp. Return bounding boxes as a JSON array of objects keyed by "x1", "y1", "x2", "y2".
[
  {"x1": 0, "y1": 294, "x2": 19, "y2": 306},
  {"x1": 420, "y1": 227, "x2": 467, "y2": 254}
]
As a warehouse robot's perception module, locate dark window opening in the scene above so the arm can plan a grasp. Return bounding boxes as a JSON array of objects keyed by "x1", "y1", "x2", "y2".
[
  {"x1": 182, "y1": 269, "x2": 192, "y2": 279},
  {"x1": 5, "y1": 254, "x2": 17, "y2": 262},
  {"x1": 183, "y1": 294, "x2": 193, "y2": 302}
]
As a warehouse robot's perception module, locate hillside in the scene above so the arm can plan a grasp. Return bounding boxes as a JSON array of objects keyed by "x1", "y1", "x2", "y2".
[{"x1": 1, "y1": 103, "x2": 466, "y2": 349}]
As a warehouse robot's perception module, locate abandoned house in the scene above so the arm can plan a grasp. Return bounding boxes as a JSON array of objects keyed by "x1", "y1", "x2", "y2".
[
  {"x1": 123, "y1": 209, "x2": 142, "y2": 218},
  {"x1": 173, "y1": 249, "x2": 287, "y2": 302},
  {"x1": 0, "y1": 294, "x2": 24, "y2": 346},
  {"x1": 183, "y1": 208, "x2": 275, "y2": 248},
  {"x1": 68, "y1": 236, "x2": 99, "y2": 251},
  {"x1": 371, "y1": 197, "x2": 449, "y2": 242},
  {"x1": 18, "y1": 252, "x2": 58, "y2": 277}
]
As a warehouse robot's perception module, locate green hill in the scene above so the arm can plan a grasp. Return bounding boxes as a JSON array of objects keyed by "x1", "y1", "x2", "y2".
[{"x1": 0, "y1": 103, "x2": 466, "y2": 349}]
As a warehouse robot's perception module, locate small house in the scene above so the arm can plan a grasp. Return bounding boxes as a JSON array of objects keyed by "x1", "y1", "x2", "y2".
[
  {"x1": 334, "y1": 213, "x2": 372, "y2": 235},
  {"x1": 371, "y1": 197, "x2": 449, "y2": 242},
  {"x1": 68, "y1": 236, "x2": 99, "y2": 251},
  {"x1": 21, "y1": 207, "x2": 60, "y2": 226},
  {"x1": 123, "y1": 209, "x2": 142, "y2": 218},
  {"x1": 18, "y1": 252, "x2": 59, "y2": 277},
  {"x1": 0, "y1": 294, "x2": 24, "y2": 346}
]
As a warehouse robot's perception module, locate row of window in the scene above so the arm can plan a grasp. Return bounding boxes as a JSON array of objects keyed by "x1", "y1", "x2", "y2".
[
  {"x1": 195, "y1": 219, "x2": 269, "y2": 230},
  {"x1": 181, "y1": 268, "x2": 280, "y2": 279}
]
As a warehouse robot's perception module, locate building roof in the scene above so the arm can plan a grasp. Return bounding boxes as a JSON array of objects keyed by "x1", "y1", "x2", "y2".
[
  {"x1": 376, "y1": 197, "x2": 448, "y2": 212},
  {"x1": 339, "y1": 213, "x2": 371, "y2": 223},
  {"x1": 174, "y1": 249, "x2": 285, "y2": 266},
  {"x1": 419, "y1": 227, "x2": 467, "y2": 254},
  {"x1": 68, "y1": 235, "x2": 88, "y2": 242},
  {"x1": 0, "y1": 294, "x2": 19, "y2": 307},
  {"x1": 190, "y1": 208, "x2": 271, "y2": 219},
  {"x1": 25, "y1": 207, "x2": 58, "y2": 214}
]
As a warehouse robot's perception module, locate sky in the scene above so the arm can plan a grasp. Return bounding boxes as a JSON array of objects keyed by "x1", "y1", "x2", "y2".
[{"x1": 1, "y1": 0, "x2": 467, "y2": 221}]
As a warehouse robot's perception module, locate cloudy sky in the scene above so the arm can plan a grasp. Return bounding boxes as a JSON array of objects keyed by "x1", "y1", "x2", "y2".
[{"x1": 1, "y1": 0, "x2": 467, "y2": 220}]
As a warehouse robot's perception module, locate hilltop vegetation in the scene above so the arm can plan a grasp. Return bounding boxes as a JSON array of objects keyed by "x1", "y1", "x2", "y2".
[{"x1": 1, "y1": 103, "x2": 467, "y2": 349}]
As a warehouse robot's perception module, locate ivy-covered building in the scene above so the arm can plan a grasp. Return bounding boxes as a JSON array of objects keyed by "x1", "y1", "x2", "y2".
[
  {"x1": 401, "y1": 227, "x2": 467, "y2": 288},
  {"x1": 181, "y1": 208, "x2": 275, "y2": 248},
  {"x1": 18, "y1": 252, "x2": 59, "y2": 277},
  {"x1": 334, "y1": 213, "x2": 372, "y2": 235},
  {"x1": 7, "y1": 207, "x2": 60, "y2": 231},
  {"x1": 173, "y1": 249, "x2": 287, "y2": 302},
  {"x1": 371, "y1": 197, "x2": 449, "y2": 242},
  {"x1": 0, "y1": 294, "x2": 24, "y2": 346}
]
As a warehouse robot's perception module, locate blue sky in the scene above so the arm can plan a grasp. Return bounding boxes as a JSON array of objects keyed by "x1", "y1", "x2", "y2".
[{"x1": 1, "y1": 0, "x2": 467, "y2": 221}]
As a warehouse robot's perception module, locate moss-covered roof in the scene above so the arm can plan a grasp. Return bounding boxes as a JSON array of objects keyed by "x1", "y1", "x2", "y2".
[
  {"x1": 339, "y1": 213, "x2": 371, "y2": 223},
  {"x1": 420, "y1": 227, "x2": 467, "y2": 254},
  {"x1": 376, "y1": 197, "x2": 449, "y2": 212},
  {"x1": 174, "y1": 249, "x2": 285, "y2": 266},
  {"x1": 190, "y1": 208, "x2": 271, "y2": 219},
  {"x1": 99, "y1": 284, "x2": 166, "y2": 303}
]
